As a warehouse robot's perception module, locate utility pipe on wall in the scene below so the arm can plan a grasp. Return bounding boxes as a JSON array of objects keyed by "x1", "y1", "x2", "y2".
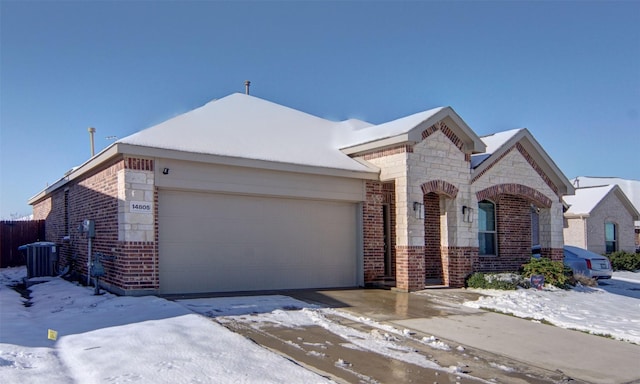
[
  {"x1": 88, "y1": 127, "x2": 96, "y2": 157},
  {"x1": 87, "y1": 237, "x2": 92, "y2": 286}
]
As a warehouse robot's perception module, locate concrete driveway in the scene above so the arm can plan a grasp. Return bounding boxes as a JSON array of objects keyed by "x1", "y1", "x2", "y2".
[{"x1": 282, "y1": 288, "x2": 640, "y2": 384}]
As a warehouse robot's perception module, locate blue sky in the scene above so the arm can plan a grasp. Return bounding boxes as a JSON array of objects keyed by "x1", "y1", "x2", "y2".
[{"x1": 1, "y1": 1, "x2": 638, "y2": 218}]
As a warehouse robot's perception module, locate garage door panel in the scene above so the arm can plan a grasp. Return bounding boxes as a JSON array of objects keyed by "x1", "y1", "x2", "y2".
[{"x1": 158, "y1": 190, "x2": 357, "y2": 294}]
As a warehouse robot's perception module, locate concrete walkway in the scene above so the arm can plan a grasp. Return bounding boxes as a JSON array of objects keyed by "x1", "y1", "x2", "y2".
[{"x1": 291, "y1": 288, "x2": 640, "y2": 384}]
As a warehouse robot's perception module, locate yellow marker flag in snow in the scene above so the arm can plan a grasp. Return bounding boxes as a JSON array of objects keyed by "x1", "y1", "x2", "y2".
[{"x1": 48, "y1": 329, "x2": 58, "y2": 341}]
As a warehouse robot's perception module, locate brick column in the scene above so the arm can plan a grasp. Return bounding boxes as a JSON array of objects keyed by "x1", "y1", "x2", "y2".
[
  {"x1": 444, "y1": 246, "x2": 478, "y2": 287},
  {"x1": 542, "y1": 248, "x2": 564, "y2": 262},
  {"x1": 363, "y1": 181, "x2": 385, "y2": 282},
  {"x1": 424, "y1": 193, "x2": 442, "y2": 281},
  {"x1": 395, "y1": 245, "x2": 425, "y2": 291}
]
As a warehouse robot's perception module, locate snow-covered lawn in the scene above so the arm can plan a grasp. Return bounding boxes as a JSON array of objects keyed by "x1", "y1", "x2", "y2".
[
  {"x1": 0, "y1": 267, "x2": 477, "y2": 383},
  {"x1": 463, "y1": 271, "x2": 640, "y2": 344},
  {"x1": 2, "y1": 266, "x2": 639, "y2": 383},
  {"x1": 0, "y1": 267, "x2": 331, "y2": 384}
]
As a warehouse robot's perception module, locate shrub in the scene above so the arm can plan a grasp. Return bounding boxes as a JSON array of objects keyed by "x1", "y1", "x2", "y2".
[
  {"x1": 521, "y1": 257, "x2": 571, "y2": 289},
  {"x1": 466, "y1": 272, "x2": 487, "y2": 289},
  {"x1": 608, "y1": 251, "x2": 640, "y2": 271},
  {"x1": 465, "y1": 272, "x2": 520, "y2": 290}
]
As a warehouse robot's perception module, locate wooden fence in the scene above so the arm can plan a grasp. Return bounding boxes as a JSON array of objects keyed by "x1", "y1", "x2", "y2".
[{"x1": 0, "y1": 220, "x2": 46, "y2": 268}]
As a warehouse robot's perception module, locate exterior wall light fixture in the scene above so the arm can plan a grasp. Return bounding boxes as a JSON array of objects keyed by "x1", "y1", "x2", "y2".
[
  {"x1": 162, "y1": 168, "x2": 170, "y2": 175},
  {"x1": 413, "y1": 202, "x2": 424, "y2": 220},
  {"x1": 462, "y1": 206, "x2": 474, "y2": 223}
]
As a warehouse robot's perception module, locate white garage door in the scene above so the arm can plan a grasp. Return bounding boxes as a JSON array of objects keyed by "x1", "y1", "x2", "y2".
[{"x1": 158, "y1": 190, "x2": 358, "y2": 294}]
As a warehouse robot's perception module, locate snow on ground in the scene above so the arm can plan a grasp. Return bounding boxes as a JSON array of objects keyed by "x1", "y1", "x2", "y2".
[
  {"x1": 463, "y1": 271, "x2": 640, "y2": 344},
  {"x1": 3, "y1": 266, "x2": 639, "y2": 383},
  {"x1": 0, "y1": 267, "x2": 331, "y2": 384}
]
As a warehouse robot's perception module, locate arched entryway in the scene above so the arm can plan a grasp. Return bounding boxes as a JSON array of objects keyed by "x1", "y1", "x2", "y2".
[{"x1": 421, "y1": 180, "x2": 458, "y2": 286}]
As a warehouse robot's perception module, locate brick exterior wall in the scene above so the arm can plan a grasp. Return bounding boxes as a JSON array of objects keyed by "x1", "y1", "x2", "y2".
[
  {"x1": 476, "y1": 194, "x2": 532, "y2": 273},
  {"x1": 471, "y1": 146, "x2": 566, "y2": 253},
  {"x1": 472, "y1": 142, "x2": 559, "y2": 196},
  {"x1": 363, "y1": 180, "x2": 385, "y2": 282},
  {"x1": 442, "y1": 246, "x2": 478, "y2": 287},
  {"x1": 361, "y1": 145, "x2": 413, "y2": 160},
  {"x1": 424, "y1": 193, "x2": 442, "y2": 280},
  {"x1": 110, "y1": 241, "x2": 157, "y2": 292},
  {"x1": 476, "y1": 183, "x2": 552, "y2": 208},
  {"x1": 541, "y1": 247, "x2": 564, "y2": 261},
  {"x1": 31, "y1": 156, "x2": 159, "y2": 295},
  {"x1": 421, "y1": 180, "x2": 459, "y2": 199},
  {"x1": 382, "y1": 182, "x2": 396, "y2": 277},
  {"x1": 421, "y1": 121, "x2": 465, "y2": 151},
  {"x1": 395, "y1": 245, "x2": 425, "y2": 291}
]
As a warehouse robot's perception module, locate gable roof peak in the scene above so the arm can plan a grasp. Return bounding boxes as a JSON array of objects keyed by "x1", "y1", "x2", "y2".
[{"x1": 339, "y1": 105, "x2": 486, "y2": 155}]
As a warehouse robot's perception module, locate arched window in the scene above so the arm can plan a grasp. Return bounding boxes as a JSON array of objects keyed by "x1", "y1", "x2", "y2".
[
  {"x1": 478, "y1": 200, "x2": 496, "y2": 256},
  {"x1": 605, "y1": 222, "x2": 617, "y2": 253}
]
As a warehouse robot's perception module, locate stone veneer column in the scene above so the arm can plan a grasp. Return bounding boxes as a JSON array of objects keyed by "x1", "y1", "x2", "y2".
[
  {"x1": 115, "y1": 158, "x2": 159, "y2": 294},
  {"x1": 118, "y1": 167, "x2": 155, "y2": 242},
  {"x1": 394, "y1": 173, "x2": 426, "y2": 291},
  {"x1": 539, "y1": 201, "x2": 564, "y2": 261}
]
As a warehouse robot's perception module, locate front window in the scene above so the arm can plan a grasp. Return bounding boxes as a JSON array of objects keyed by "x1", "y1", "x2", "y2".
[
  {"x1": 478, "y1": 200, "x2": 497, "y2": 255},
  {"x1": 605, "y1": 222, "x2": 617, "y2": 253}
]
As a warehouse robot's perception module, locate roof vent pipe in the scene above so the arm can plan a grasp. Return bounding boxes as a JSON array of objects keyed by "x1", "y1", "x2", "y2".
[
  {"x1": 88, "y1": 127, "x2": 96, "y2": 157},
  {"x1": 244, "y1": 80, "x2": 251, "y2": 95}
]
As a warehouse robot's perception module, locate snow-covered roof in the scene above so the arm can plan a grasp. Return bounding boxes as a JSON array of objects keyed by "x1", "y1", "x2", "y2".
[
  {"x1": 470, "y1": 128, "x2": 523, "y2": 168},
  {"x1": 564, "y1": 184, "x2": 640, "y2": 222},
  {"x1": 119, "y1": 93, "x2": 376, "y2": 173},
  {"x1": 563, "y1": 185, "x2": 616, "y2": 215},
  {"x1": 339, "y1": 106, "x2": 486, "y2": 155},
  {"x1": 337, "y1": 107, "x2": 445, "y2": 147},
  {"x1": 120, "y1": 93, "x2": 487, "y2": 174},
  {"x1": 571, "y1": 177, "x2": 640, "y2": 226},
  {"x1": 470, "y1": 127, "x2": 574, "y2": 196}
]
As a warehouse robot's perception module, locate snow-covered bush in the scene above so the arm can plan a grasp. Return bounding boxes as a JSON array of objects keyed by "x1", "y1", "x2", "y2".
[{"x1": 465, "y1": 272, "x2": 521, "y2": 290}]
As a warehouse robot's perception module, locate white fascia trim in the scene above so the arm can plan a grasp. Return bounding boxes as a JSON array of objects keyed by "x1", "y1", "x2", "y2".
[
  {"x1": 564, "y1": 213, "x2": 591, "y2": 219},
  {"x1": 28, "y1": 144, "x2": 120, "y2": 205},
  {"x1": 340, "y1": 135, "x2": 413, "y2": 156},
  {"x1": 119, "y1": 144, "x2": 380, "y2": 180},
  {"x1": 28, "y1": 143, "x2": 380, "y2": 205}
]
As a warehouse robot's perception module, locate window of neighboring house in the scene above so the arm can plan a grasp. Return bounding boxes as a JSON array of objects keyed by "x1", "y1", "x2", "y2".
[
  {"x1": 478, "y1": 200, "x2": 497, "y2": 255},
  {"x1": 605, "y1": 222, "x2": 617, "y2": 253}
]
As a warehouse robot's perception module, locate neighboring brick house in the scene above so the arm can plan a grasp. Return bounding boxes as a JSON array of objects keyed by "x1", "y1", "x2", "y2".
[
  {"x1": 29, "y1": 93, "x2": 574, "y2": 295},
  {"x1": 564, "y1": 184, "x2": 640, "y2": 254}
]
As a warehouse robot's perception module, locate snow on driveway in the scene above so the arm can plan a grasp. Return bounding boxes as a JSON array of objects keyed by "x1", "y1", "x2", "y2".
[{"x1": 463, "y1": 272, "x2": 640, "y2": 344}]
